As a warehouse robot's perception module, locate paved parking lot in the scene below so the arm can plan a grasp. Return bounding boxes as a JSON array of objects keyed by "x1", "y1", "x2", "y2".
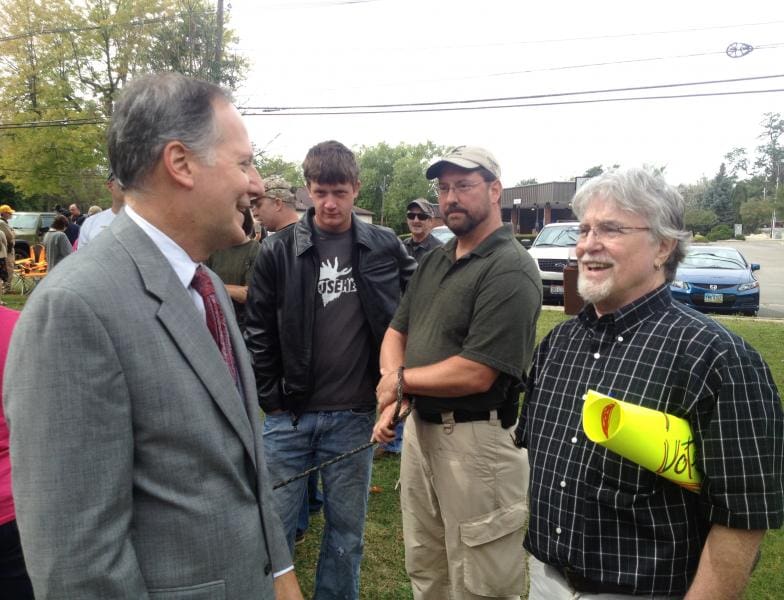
[{"x1": 715, "y1": 238, "x2": 784, "y2": 319}]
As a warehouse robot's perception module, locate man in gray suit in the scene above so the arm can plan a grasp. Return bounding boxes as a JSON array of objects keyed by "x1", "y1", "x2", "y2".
[{"x1": 2, "y1": 73, "x2": 302, "y2": 599}]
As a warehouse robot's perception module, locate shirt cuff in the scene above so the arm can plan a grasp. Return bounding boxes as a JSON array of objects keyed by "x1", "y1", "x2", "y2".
[{"x1": 273, "y1": 565, "x2": 294, "y2": 578}]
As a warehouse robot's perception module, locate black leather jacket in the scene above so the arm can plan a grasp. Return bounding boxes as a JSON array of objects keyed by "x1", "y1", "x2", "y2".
[{"x1": 244, "y1": 209, "x2": 417, "y2": 415}]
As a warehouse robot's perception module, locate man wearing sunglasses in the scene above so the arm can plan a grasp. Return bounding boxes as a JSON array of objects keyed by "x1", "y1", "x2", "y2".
[{"x1": 403, "y1": 199, "x2": 443, "y2": 263}]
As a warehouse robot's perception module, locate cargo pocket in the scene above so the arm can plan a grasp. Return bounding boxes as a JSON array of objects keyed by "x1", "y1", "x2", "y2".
[
  {"x1": 149, "y1": 580, "x2": 226, "y2": 599},
  {"x1": 459, "y1": 501, "x2": 527, "y2": 597}
]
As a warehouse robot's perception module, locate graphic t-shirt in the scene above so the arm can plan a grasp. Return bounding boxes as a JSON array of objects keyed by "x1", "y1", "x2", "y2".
[{"x1": 309, "y1": 225, "x2": 375, "y2": 410}]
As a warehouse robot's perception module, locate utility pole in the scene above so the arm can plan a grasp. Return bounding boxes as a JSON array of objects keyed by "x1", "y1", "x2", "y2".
[{"x1": 212, "y1": 0, "x2": 224, "y2": 83}]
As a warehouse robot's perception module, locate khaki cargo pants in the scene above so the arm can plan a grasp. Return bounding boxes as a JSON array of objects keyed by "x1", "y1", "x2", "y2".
[{"x1": 401, "y1": 409, "x2": 529, "y2": 600}]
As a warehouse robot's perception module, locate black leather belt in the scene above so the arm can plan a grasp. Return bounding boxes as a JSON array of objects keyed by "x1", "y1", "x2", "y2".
[
  {"x1": 417, "y1": 410, "x2": 492, "y2": 424},
  {"x1": 555, "y1": 566, "x2": 640, "y2": 595}
]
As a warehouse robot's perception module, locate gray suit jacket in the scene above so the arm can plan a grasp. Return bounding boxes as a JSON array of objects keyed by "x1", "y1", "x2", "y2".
[{"x1": 3, "y1": 212, "x2": 290, "y2": 599}]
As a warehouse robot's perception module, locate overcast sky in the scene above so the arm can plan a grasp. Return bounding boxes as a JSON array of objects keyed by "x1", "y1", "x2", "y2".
[{"x1": 228, "y1": 0, "x2": 783, "y2": 187}]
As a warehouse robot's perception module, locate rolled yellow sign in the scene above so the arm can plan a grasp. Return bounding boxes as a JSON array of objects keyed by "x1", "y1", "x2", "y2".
[{"x1": 582, "y1": 390, "x2": 702, "y2": 493}]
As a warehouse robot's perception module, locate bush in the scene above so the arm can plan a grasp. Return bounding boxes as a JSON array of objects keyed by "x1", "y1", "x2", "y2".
[
  {"x1": 707, "y1": 224, "x2": 734, "y2": 242},
  {"x1": 734, "y1": 234, "x2": 746, "y2": 241},
  {"x1": 693, "y1": 234, "x2": 708, "y2": 243}
]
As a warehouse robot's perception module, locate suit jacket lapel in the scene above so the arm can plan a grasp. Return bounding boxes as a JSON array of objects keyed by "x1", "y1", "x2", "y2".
[{"x1": 112, "y1": 213, "x2": 257, "y2": 463}]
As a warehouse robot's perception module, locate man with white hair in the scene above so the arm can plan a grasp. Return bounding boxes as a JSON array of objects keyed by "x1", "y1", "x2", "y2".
[{"x1": 515, "y1": 167, "x2": 783, "y2": 599}]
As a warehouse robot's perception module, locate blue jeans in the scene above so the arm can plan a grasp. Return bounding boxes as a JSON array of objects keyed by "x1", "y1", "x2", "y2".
[
  {"x1": 297, "y1": 471, "x2": 323, "y2": 535},
  {"x1": 263, "y1": 409, "x2": 375, "y2": 600}
]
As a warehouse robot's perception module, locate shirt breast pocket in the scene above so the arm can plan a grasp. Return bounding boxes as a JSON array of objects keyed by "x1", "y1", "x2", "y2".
[{"x1": 589, "y1": 452, "x2": 660, "y2": 507}]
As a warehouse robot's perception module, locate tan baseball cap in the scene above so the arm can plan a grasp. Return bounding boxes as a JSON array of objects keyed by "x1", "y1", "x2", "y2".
[
  {"x1": 426, "y1": 146, "x2": 501, "y2": 180},
  {"x1": 262, "y1": 175, "x2": 296, "y2": 204}
]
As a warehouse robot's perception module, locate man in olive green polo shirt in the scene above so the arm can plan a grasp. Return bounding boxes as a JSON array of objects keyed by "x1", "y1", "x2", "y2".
[{"x1": 373, "y1": 146, "x2": 542, "y2": 600}]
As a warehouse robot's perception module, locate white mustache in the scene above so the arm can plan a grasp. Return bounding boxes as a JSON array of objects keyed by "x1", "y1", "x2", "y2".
[{"x1": 580, "y1": 254, "x2": 614, "y2": 266}]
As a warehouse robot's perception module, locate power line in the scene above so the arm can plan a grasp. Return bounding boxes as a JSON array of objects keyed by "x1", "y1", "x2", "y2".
[
  {"x1": 0, "y1": 166, "x2": 106, "y2": 180},
  {"x1": 235, "y1": 42, "x2": 784, "y2": 97},
  {"x1": 0, "y1": 118, "x2": 105, "y2": 130},
  {"x1": 231, "y1": 19, "x2": 784, "y2": 55},
  {"x1": 242, "y1": 88, "x2": 784, "y2": 116},
  {"x1": 2, "y1": 76, "x2": 782, "y2": 129},
  {"x1": 0, "y1": 15, "x2": 179, "y2": 43},
  {"x1": 426, "y1": 19, "x2": 784, "y2": 51},
  {"x1": 242, "y1": 74, "x2": 784, "y2": 111}
]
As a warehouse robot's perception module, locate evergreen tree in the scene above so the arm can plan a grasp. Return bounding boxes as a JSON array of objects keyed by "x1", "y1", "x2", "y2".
[{"x1": 702, "y1": 163, "x2": 736, "y2": 226}]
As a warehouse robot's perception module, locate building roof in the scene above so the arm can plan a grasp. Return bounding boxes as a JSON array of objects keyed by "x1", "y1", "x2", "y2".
[{"x1": 501, "y1": 181, "x2": 577, "y2": 210}]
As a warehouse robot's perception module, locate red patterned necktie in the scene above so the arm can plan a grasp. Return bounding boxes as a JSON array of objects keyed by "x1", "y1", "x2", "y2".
[{"x1": 191, "y1": 266, "x2": 238, "y2": 383}]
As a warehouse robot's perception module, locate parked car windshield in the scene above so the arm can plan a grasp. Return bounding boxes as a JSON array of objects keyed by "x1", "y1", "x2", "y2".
[
  {"x1": 681, "y1": 248, "x2": 747, "y2": 270},
  {"x1": 532, "y1": 225, "x2": 579, "y2": 247},
  {"x1": 431, "y1": 225, "x2": 455, "y2": 244},
  {"x1": 8, "y1": 214, "x2": 39, "y2": 229}
]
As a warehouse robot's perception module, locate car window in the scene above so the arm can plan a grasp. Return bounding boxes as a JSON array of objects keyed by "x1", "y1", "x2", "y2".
[
  {"x1": 682, "y1": 249, "x2": 746, "y2": 269},
  {"x1": 533, "y1": 225, "x2": 579, "y2": 247},
  {"x1": 41, "y1": 214, "x2": 56, "y2": 229},
  {"x1": 9, "y1": 214, "x2": 38, "y2": 229},
  {"x1": 431, "y1": 226, "x2": 454, "y2": 244}
]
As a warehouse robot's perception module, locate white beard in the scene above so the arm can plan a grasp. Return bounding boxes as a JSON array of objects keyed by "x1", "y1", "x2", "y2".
[{"x1": 577, "y1": 269, "x2": 615, "y2": 305}]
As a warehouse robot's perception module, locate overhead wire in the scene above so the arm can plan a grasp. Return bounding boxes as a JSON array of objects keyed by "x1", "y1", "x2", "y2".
[
  {"x1": 241, "y1": 88, "x2": 784, "y2": 116},
  {"x1": 234, "y1": 40, "x2": 784, "y2": 96},
  {"x1": 2, "y1": 74, "x2": 782, "y2": 129},
  {"x1": 241, "y1": 73, "x2": 784, "y2": 111}
]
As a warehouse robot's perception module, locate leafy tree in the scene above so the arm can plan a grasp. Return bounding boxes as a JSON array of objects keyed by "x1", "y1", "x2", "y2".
[
  {"x1": 380, "y1": 153, "x2": 434, "y2": 233},
  {"x1": 739, "y1": 199, "x2": 774, "y2": 233},
  {"x1": 702, "y1": 163, "x2": 736, "y2": 225},
  {"x1": 0, "y1": 175, "x2": 24, "y2": 209},
  {"x1": 580, "y1": 164, "x2": 620, "y2": 178},
  {"x1": 513, "y1": 178, "x2": 538, "y2": 186},
  {"x1": 581, "y1": 165, "x2": 604, "y2": 178},
  {"x1": 355, "y1": 141, "x2": 444, "y2": 233},
  {"x1": 678, "y1": 178, "x2": 709, "y2": 209},
  {"x1": 684, "y1": 207, "x2": 718, "y2": 236},
  {"x1": 724, "y1": 147, "x2": 749, "y2": 178},
  {"x1": 145, "y1": 0, "x2": 247, "y2": 91},
  {"x1": 255, "y1": 154, "x2": 303, "y2": 188},
  {"x1": 754, "y1": 112, "x2": 784, "y2": 197},
  {"x1": 0, "y1": 0, "x2": 246, "y2": 202}
]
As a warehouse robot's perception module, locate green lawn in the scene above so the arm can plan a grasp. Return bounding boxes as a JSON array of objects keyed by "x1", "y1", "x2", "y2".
[
  {"x1": 4, "y1": 293, "x2": 782, "y2": 598},
  {"x1": 297, "y1": 311, "x2": 784, "y2": 599}
]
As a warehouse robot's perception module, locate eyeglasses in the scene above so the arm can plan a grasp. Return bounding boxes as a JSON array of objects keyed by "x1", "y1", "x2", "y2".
[
  {"x1": 578, "y1": 223, "x2": 651, "y2": 241},
  {"x1": 406, "y1": 212, "x2": 431, "y2": 221},
  {"x1": 436, "y1": 180, "x2": 484, "y2": 197}
]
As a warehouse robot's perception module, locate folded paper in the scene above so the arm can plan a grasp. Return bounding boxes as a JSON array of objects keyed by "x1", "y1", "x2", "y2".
[{"x1": 582, "y1": 390, "x2": 701, "y2": 493}]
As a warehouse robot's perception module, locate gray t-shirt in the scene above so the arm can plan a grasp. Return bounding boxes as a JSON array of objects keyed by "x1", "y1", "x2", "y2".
[{"x1": 309, "y1": 225, "x2": 375, "y2": 410}]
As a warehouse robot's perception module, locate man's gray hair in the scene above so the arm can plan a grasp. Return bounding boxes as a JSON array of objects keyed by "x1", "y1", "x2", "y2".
[
  {"x1": 107, "y1": 72, "x2": 231, "y2": 191},
  {"x1": 571, "y1": 168, "x2": 691, "y2": 281}
]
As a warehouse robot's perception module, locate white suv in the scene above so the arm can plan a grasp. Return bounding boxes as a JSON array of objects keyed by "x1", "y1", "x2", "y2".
[{"x1": 527, "y1": 222, "x2": 580, "y2": 303}]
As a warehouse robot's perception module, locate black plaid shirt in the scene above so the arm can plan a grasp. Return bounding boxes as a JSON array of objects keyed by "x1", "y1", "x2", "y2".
[{"x1": 516, "y1": 285, "x2": 783, "y2": 595}]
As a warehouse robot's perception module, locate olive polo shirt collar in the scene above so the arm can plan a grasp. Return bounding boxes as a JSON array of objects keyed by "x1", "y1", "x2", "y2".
[{"x1": 439, "y1": 225, "x2": 513, "y2": 262}]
